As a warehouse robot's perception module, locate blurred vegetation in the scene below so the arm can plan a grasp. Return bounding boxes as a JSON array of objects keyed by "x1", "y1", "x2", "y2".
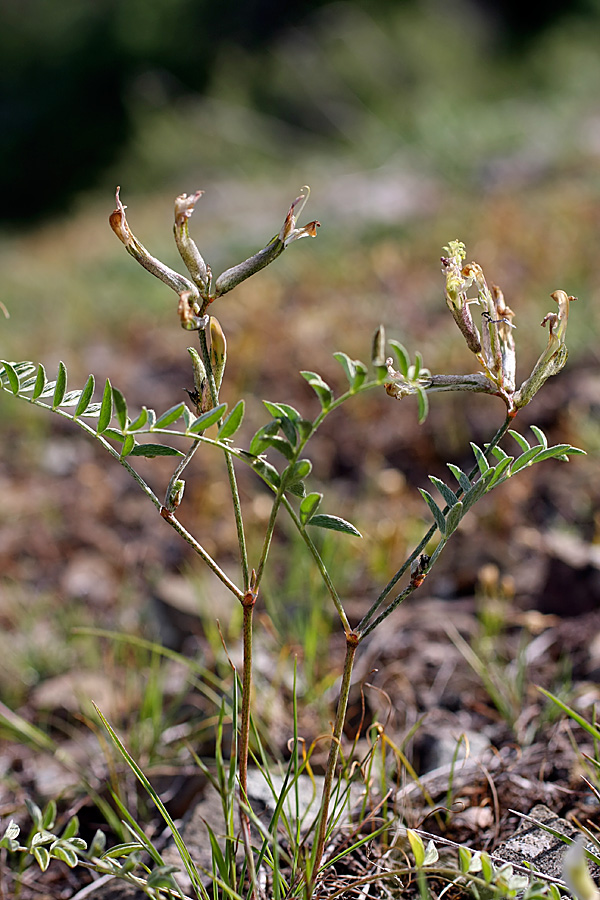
[{"x1": 2, "y1": 0, "x2": 600, "y2": 223}]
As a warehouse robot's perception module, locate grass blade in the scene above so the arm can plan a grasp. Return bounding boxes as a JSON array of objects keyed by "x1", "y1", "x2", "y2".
[{"x1": 93, "y1": 704, "x2": 209, "y2": 900}]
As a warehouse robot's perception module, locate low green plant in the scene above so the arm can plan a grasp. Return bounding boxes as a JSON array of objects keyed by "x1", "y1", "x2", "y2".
[{"x1": 0, "y1": 188, "x2": 585, "y2": 898}]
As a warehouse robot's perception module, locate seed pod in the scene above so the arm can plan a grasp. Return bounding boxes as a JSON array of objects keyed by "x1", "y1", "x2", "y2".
[{"x1": 371, "y1": 325, "x2": 386, "y2": 366}]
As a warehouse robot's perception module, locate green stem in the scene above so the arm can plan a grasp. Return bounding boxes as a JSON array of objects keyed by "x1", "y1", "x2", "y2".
[
  {"x1": 310, "y1": 632, "x2": 359, "y2": 891},
  {"x1": 227, "y1": 452, "x2": 250, "y2": 591},
  {"x1": 159, "y1": 509, "x2": 244, "y2": 601},
  {"x1": 357, "y1": 414, "x2": 512, "y2": 634},
  {"x1": 281, "y1": 495, "x2": 351, "y2": 634},
  {"x1": 199, "y1": 327, "x2": 250, "y2": 590},
  {"x1": 358, "y1": 532, "x2": 451, "y2": 640},
  {"x1": 238, "y1": 591, "x2": 255, "y2": 802},
  {"x1": 254, "y1": 489, "x2": 284, "y2": 589},
  {"x1": 15, "y1": 398, "x2": 163, "y2": 510},
  {"x1": 239, "y1": 588, "x2": 257, "y2": 899},
  {"x1": 165, "y1": 441, "x2": 200, "y2": 508},
  {"x1": 252, "y1": 379, "x2": 382, "y2": 593}
]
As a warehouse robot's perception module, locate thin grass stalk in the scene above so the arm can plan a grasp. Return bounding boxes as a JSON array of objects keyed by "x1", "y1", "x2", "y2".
[{"x1": 309, "y1": 632, "x2": 359, "y2": 891}]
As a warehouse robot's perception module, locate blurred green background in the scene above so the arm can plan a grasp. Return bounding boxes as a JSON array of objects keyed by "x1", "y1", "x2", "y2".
[
  {"x1": 2, "y1": 0, "x2": 599, "y2": 223},
  {"x1": 1, "y1": 0, "x2": 600, "y2": 710}
]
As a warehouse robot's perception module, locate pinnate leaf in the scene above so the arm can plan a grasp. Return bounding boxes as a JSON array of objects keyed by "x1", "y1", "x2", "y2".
[
  {"x1": 461, "y1": 468, "x2": 495, "y2": 511},
  {"x1": 249, "y1": 420, "x2": 280, "y2": 456},
  {"x1": 491, "y1": 445, "x2": 510, "y2": 462},
  {"x1": 334, "y1": 352, "x2": 368, "y2": 391},
  {"x1": 286, "y1": 481, "x2": 306, "y2": 498},
  {"x1": 510, "y1": 445, "x2": 544, "y2": 474},
  {"x1": 51, "y1": 842, "x2": 79, "y2": 867},
  {"x1": 285, "y1": 458, "x2": 312, "y2": 482},
  {"x1": 250, "y1": 457, "x2": 280, "y2": 488}
]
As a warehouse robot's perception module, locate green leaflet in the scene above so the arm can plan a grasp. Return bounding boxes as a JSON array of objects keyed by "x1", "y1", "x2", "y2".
[
  {"x1": 97, "y1": 380, "x2": 113, "y2": 434},
  {"x1": 429, "y1": 475, "x2": 458, "y2": 508},
  {"x1": 74, "y1": 375, "x2": 95, "y2": 417},
  {"x1": 52, "y1": 361, "x2": 67, "y2": 408},
  {"x1": 300, "y1": 370, "x2": 334, "y2": 409},
  {"x1": 333, "y1": 351, "x2": 368, "y2": 391},
  {"x1": 443, "y1": 500, "x2": 464, "y2": 536},
  {"x1": 388, "y1": 340, "x2": 410, "y2": 377},
  {"x1": 32, "y1": 363, "x2": 47, "y2": 399},
  {"x1": 128, "y1": 444, "x2": 184, "y2": 458},
  {"x1": 299, "y1": 492, "x2": 323, "y2": 525},
  {"x1": 153, "y1": 402, "x2": 187, "y2": 430},
  {"x1": 308, "y1": 514, "x2": 362, "y2": 538},
  {"x1": 112, "y1": 387, "x2": 128, "y2": 429},
  {"x1": 0, "y1": 360, "x2": 20, "y2": 394},
  {"x1": 217, "y1": 399, "x2": 244, "y2": 439},
  {"x1": 187, "y1": 403, "x2": 227, "y2": 433},
  {"x1": 419, "y1": 489, "x2": 446, "y2": 535}
]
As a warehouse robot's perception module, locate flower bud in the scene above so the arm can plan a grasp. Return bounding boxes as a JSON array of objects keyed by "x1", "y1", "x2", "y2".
[
  {"x1": 209, "y1": 316, "x2": 227, "y2": 394},
  {"x1": 441, "y1": 242, "x2": 482, "y2": 354},
  {"x1": 186, "y1": 346, "x2": 215, "y2": 413},
  {"x1": 165, "y1": 479, "x2": 185, "y2": 512},
  {"x1": 371, "y1": 325, "x2": 386, "y2": 366}
]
